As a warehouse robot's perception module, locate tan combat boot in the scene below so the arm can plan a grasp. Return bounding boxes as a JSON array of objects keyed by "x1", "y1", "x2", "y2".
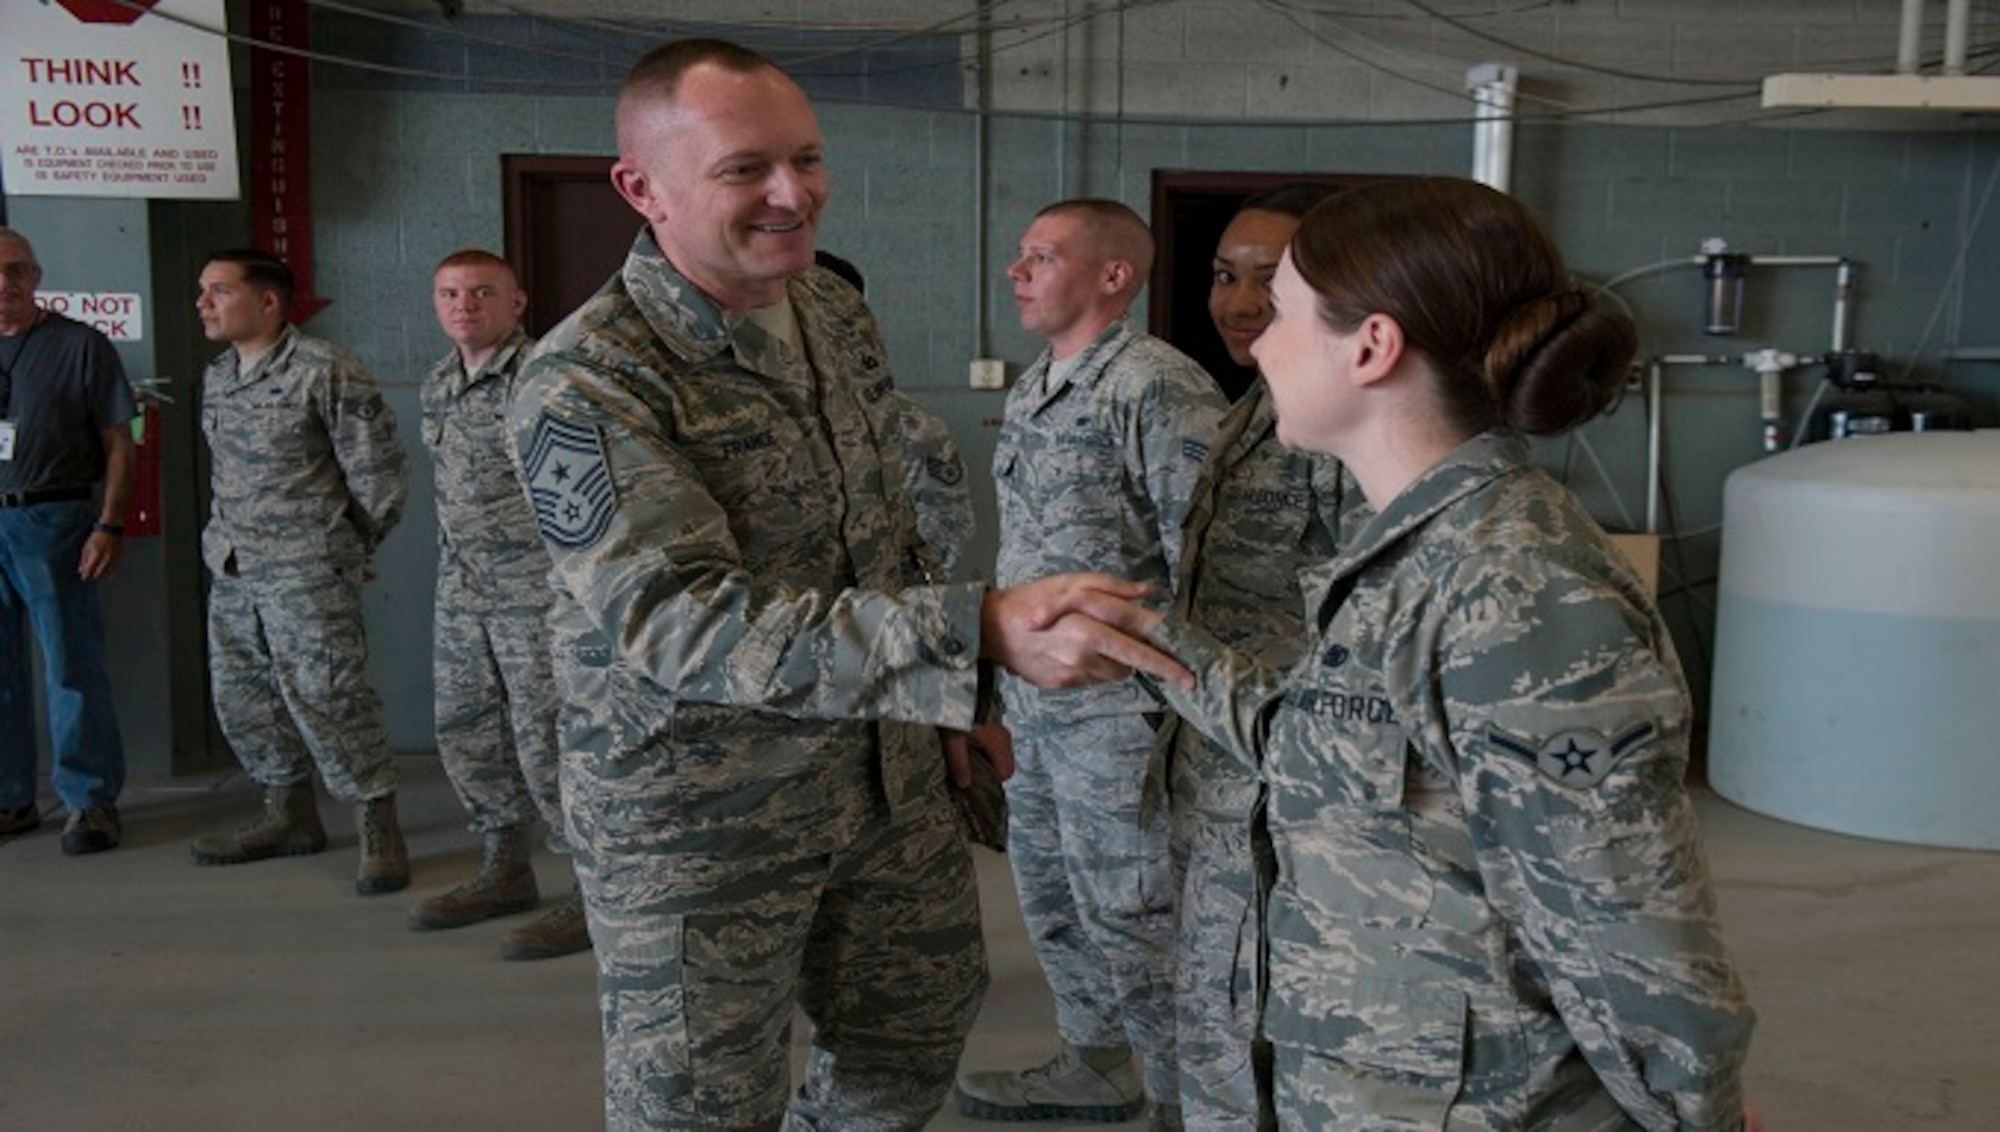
[
  {"x1": 498, "y1": 885, "x2": 591, "y2": 961},
  {"x1": 407, "y1": 825, "x2": 539, "y2": 930},
  {"x1": 355, "y1": 794, "x2": 410, "y2": 896},
  {"x1": 190, "y1": 783, "x2": 328, "y2": 865},
  {"x1": 955, "y1": 1042, "x2": 1147, "y2": 1123}
]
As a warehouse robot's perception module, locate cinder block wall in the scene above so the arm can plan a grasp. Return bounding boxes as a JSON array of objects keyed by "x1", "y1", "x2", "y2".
[{"x1": 296, "y1": 2, "x2": 2000, "y2": 745}]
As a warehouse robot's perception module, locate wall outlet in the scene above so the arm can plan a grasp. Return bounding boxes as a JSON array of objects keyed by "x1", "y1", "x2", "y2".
[{"x1": 969, "y1": 357, "x2": 1007, "y2": 389}]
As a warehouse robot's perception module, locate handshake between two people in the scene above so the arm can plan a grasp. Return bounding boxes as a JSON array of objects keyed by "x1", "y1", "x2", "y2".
[
  {"x1": 938, "y1": 573, "x2": 1190, "y2": 809},
  {"x1": 978, "y1": 572, "x2": 1190, "y2": 693}
]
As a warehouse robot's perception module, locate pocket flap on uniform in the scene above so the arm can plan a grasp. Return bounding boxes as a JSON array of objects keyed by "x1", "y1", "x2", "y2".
[{"x1": 1263, "y1": 972, "x2": 1467, "y2": 1081}]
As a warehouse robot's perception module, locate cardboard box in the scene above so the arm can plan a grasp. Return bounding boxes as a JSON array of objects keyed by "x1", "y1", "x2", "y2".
[{"x1": 1604, "y1": 532, "x2": 1662, "y2": 597}]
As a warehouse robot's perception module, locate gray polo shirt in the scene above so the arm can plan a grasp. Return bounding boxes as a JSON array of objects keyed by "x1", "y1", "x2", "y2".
[{"x1": 0, "y1": 311, "x2": 136, "y2": 494}]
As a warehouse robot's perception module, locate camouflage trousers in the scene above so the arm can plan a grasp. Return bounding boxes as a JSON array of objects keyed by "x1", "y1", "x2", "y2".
[
  {"x1": 1007, "y1": 715, "x2": 1178, "y2": 1101},
  {"x1": 206, "y1": 565, "x2": 396, "y2": 802},
  {"x1": 433, "y1": 578, "x2": 565, "y2": 849},
  {"x1": 1169, "y1": 808, "x2": 1274, "y2": 1132},
  {"x1": 571, "y1": 766, "x2": 986, "y2": 1131}
]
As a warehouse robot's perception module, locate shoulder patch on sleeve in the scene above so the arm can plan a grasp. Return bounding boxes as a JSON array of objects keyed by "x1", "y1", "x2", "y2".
[
  {"x1": 923, "y1": 454, "x2": 965, "y2": 486},
  {"x1": 521, "y1": 411, "x2": 617, "y2": 550},
  {"x1": 1487, "y1": 722, "x2": 1657, "y2": 789}
]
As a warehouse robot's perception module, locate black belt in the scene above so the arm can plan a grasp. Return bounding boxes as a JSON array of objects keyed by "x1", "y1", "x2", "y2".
[{"x1": 0, "y1": 486, "x2": 93, "y2": 508}]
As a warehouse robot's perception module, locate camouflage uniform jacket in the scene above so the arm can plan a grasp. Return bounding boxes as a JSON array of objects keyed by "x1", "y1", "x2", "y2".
[
  {"x1": 508, "y1": 232, "x2": 985, "y2": 835},
  {"x1": 1151, "y1": 430, "x2": 1755, "y2": 1131},
  {"x1": 993, "y1": 318, "x2": 1225, "y2": 729},
  {"x1": 200, "y1": 325, "x2": 407, "y2": 576},
  {"x1": 423, "y1": 331, "x2": 550, "y2": 602},
  {"x1": 885, "y1": 390, "x2": 974, "y2": 581},
  {"x1": 1164, "y1": 380, "x2": 1359, "y2": 819}
]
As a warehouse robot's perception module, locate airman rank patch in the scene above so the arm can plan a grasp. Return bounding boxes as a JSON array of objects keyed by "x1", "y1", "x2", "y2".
[
  {"x1": 924, "y1": 454, "x2": 964, "y2": 486},
  {"x1": 522, "y1": 411, "x2": 616, "y2": 550},
  {"x1": 1487, "y1": 722, "x2": 1657, "y2": 789}
]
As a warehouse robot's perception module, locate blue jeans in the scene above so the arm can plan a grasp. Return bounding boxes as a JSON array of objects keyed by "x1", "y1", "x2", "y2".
[{"x1": 0, "y1": 498, "x2": 125, "y2": 811}]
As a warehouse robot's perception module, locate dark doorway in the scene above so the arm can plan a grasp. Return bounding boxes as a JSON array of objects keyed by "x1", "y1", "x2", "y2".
[
  {"x1": 1148, "y1": 170, "x2": 1382, "y2": 402},
  {"x1": 502, "y1": 155, "x2": 632, "y2": 336}
]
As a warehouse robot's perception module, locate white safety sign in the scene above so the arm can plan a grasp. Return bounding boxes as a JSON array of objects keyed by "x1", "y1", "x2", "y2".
[
  {"x1": 38, "y1": 291, "x2": 145, "y2": 342},
  {"x1": 0, "y1": 0, "x2": 239, "y2": 200}
]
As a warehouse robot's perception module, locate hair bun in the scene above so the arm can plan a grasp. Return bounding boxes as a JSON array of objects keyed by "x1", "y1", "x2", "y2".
[{"x1": 1483, "y1": 289, "x2": 1636, "y2": 436}]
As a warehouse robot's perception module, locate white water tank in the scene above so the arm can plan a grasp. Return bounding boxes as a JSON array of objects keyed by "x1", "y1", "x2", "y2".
[{"x1": 1709, "y1": 431, "x2": 2000, "y2": 850}]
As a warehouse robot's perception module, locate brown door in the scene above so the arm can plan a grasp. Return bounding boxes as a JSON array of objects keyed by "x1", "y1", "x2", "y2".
[
  {"x1": 1149, "y1": 170, "x2": 1382, "y2": 402},
  {"x1": 502, "y1": 155, "x2": 634, "y2": 336}
]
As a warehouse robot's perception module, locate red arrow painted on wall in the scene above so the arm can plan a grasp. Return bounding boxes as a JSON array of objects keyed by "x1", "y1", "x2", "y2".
[
  {"x1": 54, "y1": 0, "x2": 161, "y2": 24},
  {"x1": 250, "y1": 0, "x2": 330, "y2": 324}
]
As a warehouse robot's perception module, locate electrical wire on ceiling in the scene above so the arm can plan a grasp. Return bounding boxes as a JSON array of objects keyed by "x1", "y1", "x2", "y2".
[
  {"x1": 1395, "y1": 0, "x2": 1761, "y2": 87},
  {"x1": 112, "y1": 0, "x2": 621, "y2": 88},
  {"x1": 1259, "y1": 0, "x2": 1526, "y2": 109},
  {"x1": 104, "y1": 0, "x2": 2000, "y2": 131}
]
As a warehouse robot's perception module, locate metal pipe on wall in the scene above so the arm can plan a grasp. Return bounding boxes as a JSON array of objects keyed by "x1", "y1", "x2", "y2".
[
  {"x1": 1467, "y1": 63, "x2": 1518, "y2": 194},
  {"x1": 1616, "y1": 252, "x2": 1861, "y2": 527},
  {"x1": 1946, "y1": 0, "x2": 1971, "y2": 74},
  {"x1": 1831, "y1": 260, "x2": 1855, "y2": 353},
  {"x1": 1898, "y1": 0, "x2": 1926, "y2": 74},
  {"x1": 972, "y1": 0, "x2": 993, "y2": 357},
  {"x1": 1647, "y1": 354, "x2": 1737, "y2": 533}
]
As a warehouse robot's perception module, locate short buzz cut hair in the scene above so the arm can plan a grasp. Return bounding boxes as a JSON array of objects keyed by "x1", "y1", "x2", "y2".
[
  {"x1": 1034, "y1": 197, "x2": 1156, "y2": 281},
  {"x1": 204, "y1": 248, "x2": 295, "y2": 303},
  {"x1": 433, "y1": 247, "x2": 518, "y2": 280},
  {"x1": 616, "y1": 38, "x2": 779, "y2": 153}
]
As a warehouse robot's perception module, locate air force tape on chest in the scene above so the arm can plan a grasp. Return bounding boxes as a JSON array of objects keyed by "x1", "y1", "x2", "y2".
[
  {"x1": 522, "y1": 411, "x2": 617, "y2": 550},
  {"x1": 1486, "y1": 722, "x2": 1658, "y2": 789}
]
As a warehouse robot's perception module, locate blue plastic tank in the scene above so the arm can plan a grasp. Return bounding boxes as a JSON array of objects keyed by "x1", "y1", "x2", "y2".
[{"x1": 1709, "y1": 431, "x2": 2000, "y2": 849}]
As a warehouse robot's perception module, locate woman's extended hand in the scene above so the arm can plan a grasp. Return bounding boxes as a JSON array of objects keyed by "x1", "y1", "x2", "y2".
[{"x1": 979, "y1": 574, "x2": 1190, "y2": 691}]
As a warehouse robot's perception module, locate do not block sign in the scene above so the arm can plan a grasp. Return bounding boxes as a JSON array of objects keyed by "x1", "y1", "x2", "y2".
[{"x1": 40, "y1": 291, "x2": 145, "y2": 343}]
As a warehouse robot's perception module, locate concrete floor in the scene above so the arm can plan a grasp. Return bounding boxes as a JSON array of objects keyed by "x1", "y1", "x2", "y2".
[{"x1": 3, "y1": 754, "x2": 1995, "y2": 1131}]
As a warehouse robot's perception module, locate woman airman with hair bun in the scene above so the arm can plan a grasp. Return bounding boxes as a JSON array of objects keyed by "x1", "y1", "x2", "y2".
[{"x1": 1075, "y1": 176, "x2": 1757, "y2": 1131}]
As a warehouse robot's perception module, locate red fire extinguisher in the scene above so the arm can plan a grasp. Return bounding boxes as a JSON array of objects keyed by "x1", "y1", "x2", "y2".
[{"x1": 129, "y1": 404, "x2": 162, "y2": 538}]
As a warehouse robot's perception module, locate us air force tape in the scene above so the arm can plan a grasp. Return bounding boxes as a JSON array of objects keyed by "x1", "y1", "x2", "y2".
[
  {"x1": 1486, "y1": 722, "x2": 1658, "y2": 789},
  {"x1": 522, "y1": 411, "x2": 617, "y2": 550}
]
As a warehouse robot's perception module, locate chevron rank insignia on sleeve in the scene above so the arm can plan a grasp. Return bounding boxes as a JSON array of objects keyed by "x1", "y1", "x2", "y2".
[
  {"x1": 1486, "y1": 722, "x2": 1657, "y2": 789},
  {"x1": 521, "y1": 411, "x2": 617, "y2": 550}
]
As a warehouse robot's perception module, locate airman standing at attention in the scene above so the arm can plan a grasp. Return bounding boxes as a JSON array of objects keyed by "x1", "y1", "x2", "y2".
[
  {"x1": 406, "y1": 249, "x2": 588, "y2": 960},
  {"x1": 187, "y1": 248, "x2": 411, "y2": 897},
  {"x1": 957, "y1": 198, "x2": 1227, "y2": 1132}
]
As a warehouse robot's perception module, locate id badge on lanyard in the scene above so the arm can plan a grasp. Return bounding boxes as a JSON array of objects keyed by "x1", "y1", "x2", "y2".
[{"x1": 0, "y1": 420, "x2": 15, "y2": 462}]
